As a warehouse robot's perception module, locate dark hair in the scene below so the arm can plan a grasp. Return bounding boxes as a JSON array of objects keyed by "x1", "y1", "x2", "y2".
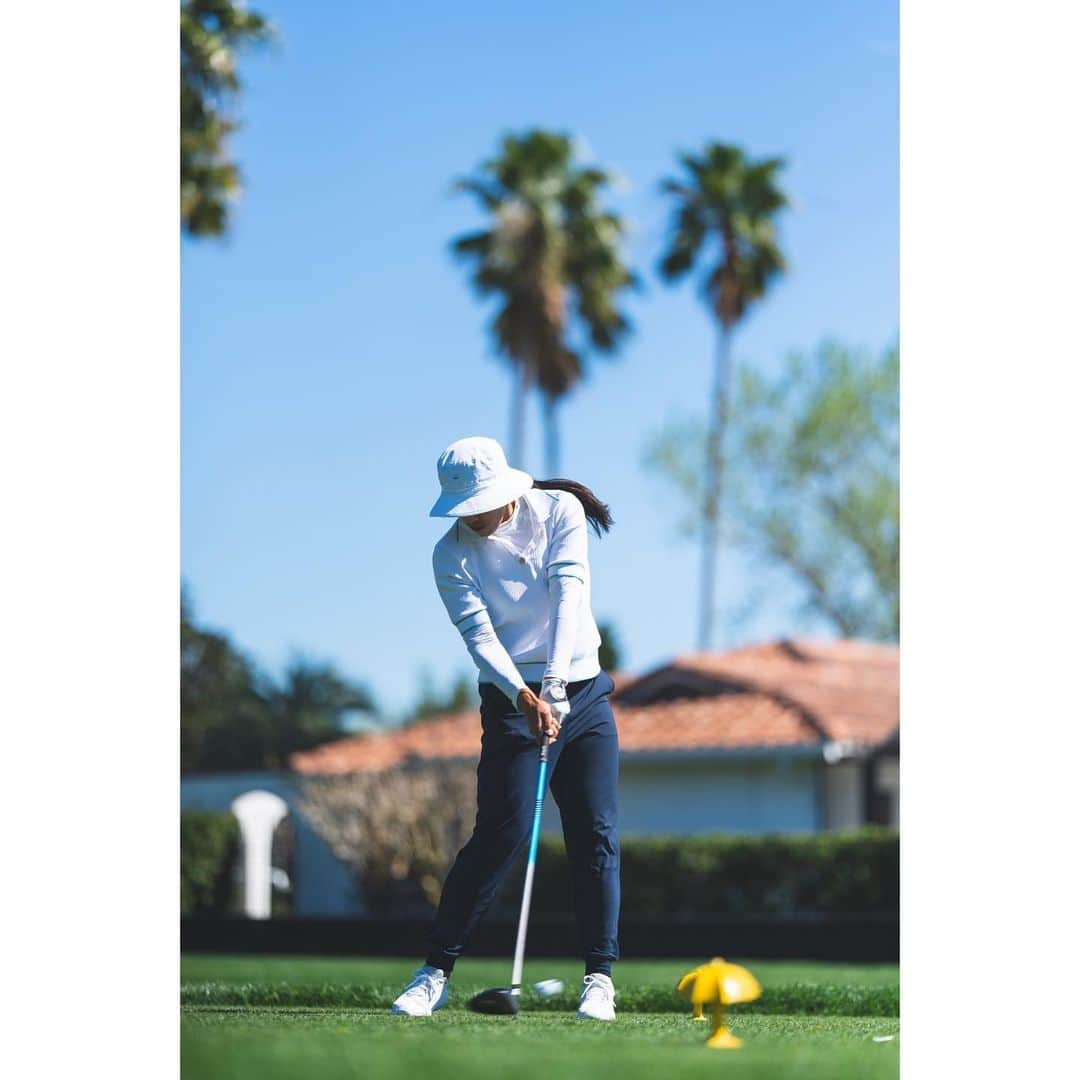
[{"x1": 531, "y1": 479, "x2": 614, "y2": 538}]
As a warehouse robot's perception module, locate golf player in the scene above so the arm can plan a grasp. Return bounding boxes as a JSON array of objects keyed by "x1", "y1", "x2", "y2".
[{"x1": 391, "y1": 435, "x2": 621, "y2": 1020}]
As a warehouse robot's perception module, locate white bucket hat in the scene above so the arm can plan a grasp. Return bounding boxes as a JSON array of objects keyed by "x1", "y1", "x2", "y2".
[{"x1": 429, "y1": 436, "x2": 534, "y2": 518}]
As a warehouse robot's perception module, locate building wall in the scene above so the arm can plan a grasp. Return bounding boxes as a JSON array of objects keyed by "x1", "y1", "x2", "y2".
[
  {"x1": 181, "y1": 772, "x2": 365, "y2": 916},
  {"x1": 557, "y1": 753, "x2": 822, "y2": 837},
  {"x1": 185, "y1": 753, "x2": 888, "y2": 918}
]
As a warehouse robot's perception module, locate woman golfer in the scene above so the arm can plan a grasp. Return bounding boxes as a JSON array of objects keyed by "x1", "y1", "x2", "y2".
[{"x1": 391, "y1": 435, "x2": 620, "y2": 1021}]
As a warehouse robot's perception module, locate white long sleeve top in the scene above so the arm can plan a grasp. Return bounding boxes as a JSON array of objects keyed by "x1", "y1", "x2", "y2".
[{"x1": 432, "y1": 487, "x2": 603, "y2": 704}]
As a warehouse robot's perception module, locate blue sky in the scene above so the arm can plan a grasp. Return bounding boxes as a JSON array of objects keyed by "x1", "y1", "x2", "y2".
[{"x1": 181, "y1": 0, "x2": 897, "y2": 720}]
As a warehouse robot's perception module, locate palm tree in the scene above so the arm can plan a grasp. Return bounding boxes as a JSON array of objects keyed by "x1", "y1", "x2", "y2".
[
  {"x1": 181, "y1": 0, "x2": 273, "y2": 237},
  {"x1": 658, "y1": 143, "x2": 788, "y2": 651},
  {"x1": 451, "y1": 130, "x2": 635, "y2": 473}
]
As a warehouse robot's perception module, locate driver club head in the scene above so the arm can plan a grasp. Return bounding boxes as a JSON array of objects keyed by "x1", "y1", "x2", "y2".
[{"x1": 467, "y1": 987, "x2": 520, "y2": 1015}]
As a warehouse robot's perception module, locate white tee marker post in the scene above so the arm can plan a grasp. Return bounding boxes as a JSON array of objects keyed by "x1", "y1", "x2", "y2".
[{"x1": 230, "y1": 790, "x2": 289, "y2": 919}]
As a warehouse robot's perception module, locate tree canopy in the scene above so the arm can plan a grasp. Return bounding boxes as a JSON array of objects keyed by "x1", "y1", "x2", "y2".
[
  {"x1": 403, "y1": 669, "x2": 479, "y2": 725},
  {"x1": 181, "y1": 588, "x2": 378, "y2": 772},
  {"x1": 658, "y1": 143, "x2": 787, "y2": 329},
  {"x1": 451, "y1": 129, "x2": 635, "y2": 472},
  {"x1": 597, "y1": 619, "x2": 624, "y2": 673},
  {"x1": 643, "y1": 340, "x2": 899, "y2": 641},
  {"x1": 180, "y1": 0, "x2": 273, "y2": 237}
]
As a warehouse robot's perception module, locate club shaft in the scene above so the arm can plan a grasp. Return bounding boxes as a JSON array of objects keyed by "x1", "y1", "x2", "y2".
[{"x1": 510, "y1": 740, "x2": 549, "y2": 991}]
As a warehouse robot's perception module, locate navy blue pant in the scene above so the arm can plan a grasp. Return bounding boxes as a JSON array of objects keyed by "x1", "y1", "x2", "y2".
[{"x1": 426, "y1": 671, "x2": 621, "y2": 976}]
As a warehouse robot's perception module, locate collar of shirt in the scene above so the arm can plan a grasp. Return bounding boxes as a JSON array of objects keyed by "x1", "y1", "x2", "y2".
[{"x1": 458, "y1": 488, "x2": 549, "y2": 561}]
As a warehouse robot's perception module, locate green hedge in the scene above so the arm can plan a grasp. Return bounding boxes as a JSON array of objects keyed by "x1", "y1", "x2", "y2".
[
  {"x1": 181, "y1": 811, "x2": 240, "y2": 916},
  {"x1": 517, "y1": 828, "x2": 898, "y2": 918}
]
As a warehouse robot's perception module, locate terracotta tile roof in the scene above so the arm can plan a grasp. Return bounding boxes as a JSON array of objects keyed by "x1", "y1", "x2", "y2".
[
  {"x1": 290, "y1": 708, "x2": 481, "y2": 776},
  {"x1": 289, "y1": 640, "x2": 898, "y2": 776},
  {"x1": 613, "y1": 693, "x2": 818, "y2": 755},
  {"x1": 634, "y1": 639, "x2": 898, "y2": 746}
]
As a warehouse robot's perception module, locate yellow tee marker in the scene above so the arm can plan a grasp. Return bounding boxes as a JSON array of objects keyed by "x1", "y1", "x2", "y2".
[
  {"x1": 676, "y1": 964, "x2": 710, "y2": 1020},
  {"x1": 676, "y1": 957, "x2": 762, "y2": 1049}
]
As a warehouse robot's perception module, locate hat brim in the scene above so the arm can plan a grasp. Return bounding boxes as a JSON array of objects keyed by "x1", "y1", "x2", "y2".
[{"x1": 429, "y1": 468, "x2": 534, "y2": 517}]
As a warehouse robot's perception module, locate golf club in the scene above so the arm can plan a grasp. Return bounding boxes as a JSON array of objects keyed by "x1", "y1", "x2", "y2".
[{"x1": 467, "y1": 734, "x2": 550, "y2": 1016}]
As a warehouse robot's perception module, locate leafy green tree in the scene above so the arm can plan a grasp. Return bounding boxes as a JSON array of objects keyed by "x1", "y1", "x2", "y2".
[
  {"x1": 452, "y1": 130, "x2": 636, "y2": 473},
  {"x1": 181, "y1": 0, "x2": 273, "y2": 237},
  {"x1": 404, "y1": 668, "x2": 479, "y2": 724},
  {"x1": 657, "y1": 143, "x2": 788, "y2": 649},
  {"x1": 269, "y1": 657, "x2": 378, "y2": 765},
  {"x1": 597, "y1": 619, "x2": 624, "y2": 673},
  {"x1": 643, "y1": 340, "x2": 898, "y2": 641},
  {"x1": 181, "y1": 588, "x2": 378, "y2": 771},
  {"x1": 181, "y1": 587, "x2": 273, "y2": 771}
]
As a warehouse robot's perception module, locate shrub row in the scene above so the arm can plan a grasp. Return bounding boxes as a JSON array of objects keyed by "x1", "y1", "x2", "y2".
[
  {"x1": 181, "y1": 811, "x2": 240, "y2": 916},
  {"x1": 500, "y1": 828, "x2": 898, "y2": 918}
]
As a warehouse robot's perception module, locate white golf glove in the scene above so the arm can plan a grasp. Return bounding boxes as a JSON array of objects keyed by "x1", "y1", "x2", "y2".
[{"x1": 541, "y1": 677, "x2": 571, "y2": 725}]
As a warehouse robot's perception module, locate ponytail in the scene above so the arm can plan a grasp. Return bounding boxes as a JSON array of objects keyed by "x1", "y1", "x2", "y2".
[{"x1": 531, "y1": 479, "x2": 614, "y2": 538}]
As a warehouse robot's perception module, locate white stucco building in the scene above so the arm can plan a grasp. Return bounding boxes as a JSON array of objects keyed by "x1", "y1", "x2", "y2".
[{"x1": 184, "y1": 639, "x2": 898, "y2": 917}]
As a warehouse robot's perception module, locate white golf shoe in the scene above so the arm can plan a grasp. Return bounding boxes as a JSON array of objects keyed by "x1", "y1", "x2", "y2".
[
  {"x1": 577, "y1": 972, "x2": 616, "y2": 1020},
  {"x1": 390, "y1": 965, "x2": 449, "y2": 1016}
]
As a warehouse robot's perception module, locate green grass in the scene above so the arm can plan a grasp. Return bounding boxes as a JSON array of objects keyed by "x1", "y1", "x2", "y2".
[
  {"x1": 181, "y1": 955, "x2": 899, "y2": 1079},
  {"x1": 181, "y1": 953, "x2": 901, "y2": 989}
]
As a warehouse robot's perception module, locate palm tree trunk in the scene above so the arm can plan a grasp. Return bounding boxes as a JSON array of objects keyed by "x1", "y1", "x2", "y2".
[
  {"x1": 698, "y1": 326, "x2": 733, "y2": 651},
  {"x1": 542, "y1": 393, "x2": 560, "y2": 477},
  {"x1": 509, "y1": 360, "x2": 528, "y2": 468}
]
